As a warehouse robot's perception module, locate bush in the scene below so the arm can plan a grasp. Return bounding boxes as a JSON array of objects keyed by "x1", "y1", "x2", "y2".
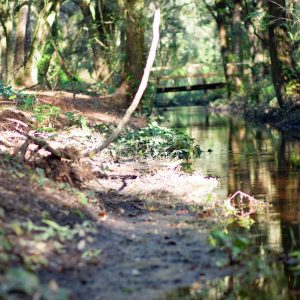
[{"x1": 114, "y1": 122, "x2": 202, "y2": 159}]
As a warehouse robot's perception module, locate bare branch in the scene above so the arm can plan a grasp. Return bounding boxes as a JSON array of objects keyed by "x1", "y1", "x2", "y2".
[{"x1": 83, "y1": 7, "x2": 161, "y2": 158}]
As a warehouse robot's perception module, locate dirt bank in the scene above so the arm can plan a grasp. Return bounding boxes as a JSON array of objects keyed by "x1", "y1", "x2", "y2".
[{"x1": 0, "y1": 103, "x2": 226, "y2": 300}]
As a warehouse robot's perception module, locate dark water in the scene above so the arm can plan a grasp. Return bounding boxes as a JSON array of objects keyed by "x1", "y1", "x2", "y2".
[{"x1": 162, "y1": 106, "x2": 300, "y2": 299}]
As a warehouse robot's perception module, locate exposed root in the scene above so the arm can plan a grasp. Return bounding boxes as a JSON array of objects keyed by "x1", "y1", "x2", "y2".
[
  {"x1": 16, "y1": 130, "x2": 80, "y2": 161},
  {"x1": 13, "y1": 131, "x2": 92, "y2": 187}
]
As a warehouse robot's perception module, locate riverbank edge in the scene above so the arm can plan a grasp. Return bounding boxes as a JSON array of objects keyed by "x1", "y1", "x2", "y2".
[
  {"x1": 208, "y1": 100, "x2": 300, "y2": 139},
  {"x1": 0, "y1": 105, "x2": 225, "y2": 299}
]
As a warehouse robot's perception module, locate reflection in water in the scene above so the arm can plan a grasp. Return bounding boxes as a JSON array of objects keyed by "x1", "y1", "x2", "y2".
[{"x1": 163, "y1": 106, "x2": 300, "y2": 299}]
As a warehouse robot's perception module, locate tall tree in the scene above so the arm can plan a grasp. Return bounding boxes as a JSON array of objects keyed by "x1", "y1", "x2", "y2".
[
  {"x1": 243, "y1": 0, "x2": 269, "y2": 103},
  {"x1": 13, "y1": 0, "x2": 30, "y2": 85},
  {"x1": 124, "y1": 0, "x2": 145, "y2": 103},
  {"x1": 0, "y1": 1, "x2": 16, "y2": 83},
  {"x1": 267, "y1": 0, "x2": 299, "y2": 107},
  {"x1": 23, "y1": 0, "x2": 61, "y2": 87},
  {"x1": 204, "y1": 0, "x2": 245, "y2": 96}
]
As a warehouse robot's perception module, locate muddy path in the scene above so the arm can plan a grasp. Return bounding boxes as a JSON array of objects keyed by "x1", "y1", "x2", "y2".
[
  {"x1": 0, "y1": 157, "x2": 223, "y2": 300},
  {"x1": 40, "y1": 188, "x2": 224, "y2": 300}
]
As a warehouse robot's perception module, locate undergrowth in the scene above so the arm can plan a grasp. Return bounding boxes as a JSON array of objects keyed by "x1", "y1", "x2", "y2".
[{"x1": 114, "y1": 122, "x2": 202, "y2": 160}]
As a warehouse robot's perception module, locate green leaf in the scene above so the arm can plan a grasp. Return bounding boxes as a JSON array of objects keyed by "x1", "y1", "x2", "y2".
[{"x1": 3, "y1": 268, "x2": 39, "y2": 295}]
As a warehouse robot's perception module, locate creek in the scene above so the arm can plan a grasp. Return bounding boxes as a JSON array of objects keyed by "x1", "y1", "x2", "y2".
[{"x1": 162, "y1": 105, "x2": 300, "y2": 299}]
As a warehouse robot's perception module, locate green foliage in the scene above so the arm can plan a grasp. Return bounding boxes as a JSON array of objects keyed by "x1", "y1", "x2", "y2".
[
  {"x1": 0, "y1": 80, "x2": 39, "y2": 113},
  {"x1": 246, "y1": 10, "x2": 270, "y2": 31},
  {"x1": 19, "y1": 95, "x2": 37, "y2": 111},
  {"x1": 114, "y1": 122, "x2": 202, "y2": 159},
  {"x1": 93, "y1": 123, "x2": 115, "y2": 135},
  {"x1": 0, "y1": 267, "x2": 70, "y2": 300},
  {"x1": 1, "y1": 268, "x2": 39, "y2": 295},
  {"x1": 90, "y1": 82, "x2": 116, "y2": 95},
  {"x1": 0, "y1": 81, "x2": 16, "y2": 100},
  {"x1": 209, "y1": 229, "x2": 250, "y2": 263},
  {"x1": 65, "y1": 112, "x2": 88, "y2": 129},
  {"x1": 286, "y1": 80, "x2": 300, "y2": 96},
  {"x1": 33, "y1": 104, "x2": 61, "y2": 132},
  {"x1": 25, "y1": 219, "x2": 96, "y2": 242}
]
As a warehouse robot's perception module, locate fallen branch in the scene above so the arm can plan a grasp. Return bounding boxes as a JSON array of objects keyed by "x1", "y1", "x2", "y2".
[
  {"x1": 0, "y1": 101, "x2": 15, "y2": 105},
  {"x1": 15, "y1": 130, "x2": 66, "y2": 159},
  {"x1": 5, "y1": 118, "x2": 28, "y2": 129},
  {"x1": 83, "y1": 6, "x2": 161, "y2": 158},
  {"x1": 228, "y1": 190, "x2": 267, "y2": 207},
  {"x1": 95, "y1": 172, "x2": 138, "y2": 180}
]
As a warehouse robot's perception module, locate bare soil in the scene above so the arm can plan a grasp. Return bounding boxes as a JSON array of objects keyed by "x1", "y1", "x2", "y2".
[{"x1": 0, "y1": 95, "x2": 225, "y2": 300}]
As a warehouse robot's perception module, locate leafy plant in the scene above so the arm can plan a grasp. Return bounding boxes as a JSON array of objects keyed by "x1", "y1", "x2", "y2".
[
  {"x1": 0, "y1": 80, "x2": 37, "y2": 109},
  {"x1": 0, "y1": 81, "x2": 16, "y2": 100},
  {"x1": 64, "y1": 112, "x2": 88, "y2": 129},
  {"x1": 0, "y1": 267, "x2": 70, "y2": 300},
  {"x1": 209, "y1": 229, "x2": 250, "y2": 264},
  {"x1": 93, "y1": 123, "x2": 115, "y2": 135},
  {"x1": 33, "y1": 104, "x2": 61, "y2": 132},
  {"x1": 114, "y1": 122, "x2": 202, "y2": 159},
  {"x1": 19, "y1": 95, "x2": 36, "y2": 111},
  {"x1": 25, "y1": 219, "x2": 96, "y2": 242}
]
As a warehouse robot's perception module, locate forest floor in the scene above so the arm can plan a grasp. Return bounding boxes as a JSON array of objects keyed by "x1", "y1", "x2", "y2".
[{"x1": 0, "y1": 92, "x2": 231, "y2": 300}]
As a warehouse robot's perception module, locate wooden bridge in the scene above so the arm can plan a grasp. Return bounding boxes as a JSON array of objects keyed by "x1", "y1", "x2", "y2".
[
  {"x1": 157, "y1": 82, "x2": 226, "y2": 93},
  {"x1": 156, "y1": 71, "x2": 226, "y2": 94}
]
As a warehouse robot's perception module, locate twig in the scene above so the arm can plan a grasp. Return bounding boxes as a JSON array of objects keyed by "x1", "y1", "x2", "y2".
[
  {"x1": 0, "y1": 101, "x2": 15, "y2": 105},
  {"x1": 15, "y1": 130, "x2": 64, "y2": 159},
  {"x1": 83, "y1": 7, "x2": 161, "y2": 158},
  {"x1": 95, "y1": 173, "x2": 138, "y2": 180},
  {"x1": 5, "y1": 118, "x2": 28, "y2": 129},
  {"x1": 228, "y1": 190, "x2": 267, "y2": 206}
]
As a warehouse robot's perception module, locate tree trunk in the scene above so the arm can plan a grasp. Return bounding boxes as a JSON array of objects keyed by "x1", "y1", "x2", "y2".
[
  {"x1": 23, "y1": 0, "x2": 61, "y2": 87},
  {"x1": 231, "y1": 0, "x2": 243, "y2": 88},
  {"x1": 124, "y1": 0, "x2": 145, "y2": 104},
  {"x1": 5, "y1": 7, "x2": 14, "y2": 83},
  {"x1": 243, "y1": 0, "x2": 269, "y2": 103},
  {"x1": 0, "y1": 26, "x2": 5, "y2": 81},
  {"x1": 0, "y1": 1, "x2": 15, "y2": 83},
  {"x1": 80, "y1": 0, "x2": 110, "y2": 81},
  {"x1": 267, "y1": 0, "x2": 299, "y2": 107},
  {"x1": 13, "y1": 0, "x2": 30, "y2": 86},
  {"x1": 215, "y1": 10, "x2": 232, "y2": 97},
  {"x1": 208, "y1": 0, "x2": 246, "y2": 97}
]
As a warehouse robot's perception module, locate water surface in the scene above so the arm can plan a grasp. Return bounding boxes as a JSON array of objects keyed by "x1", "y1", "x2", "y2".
[{"x1": 163, "y1": 106, "x2": 300, "y2": 299}]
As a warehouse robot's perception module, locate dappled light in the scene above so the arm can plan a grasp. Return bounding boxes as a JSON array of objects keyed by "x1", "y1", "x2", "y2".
[{"x1": 0, "y1": 0, "x2": 299, "y2": 299}]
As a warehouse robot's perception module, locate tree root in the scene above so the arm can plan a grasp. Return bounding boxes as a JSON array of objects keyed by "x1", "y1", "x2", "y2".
[
  {"x1": 16, "y1": 129, "x2": 80, "y2": 161},
  {"x1": 15, "y1": 130, "x2": 90, "y2": 187}
]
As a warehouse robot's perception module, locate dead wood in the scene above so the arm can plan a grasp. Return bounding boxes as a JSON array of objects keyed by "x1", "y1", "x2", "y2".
[
  {"x1": 228, "y1": 190, "x2": 267, "y2": 206},
  {"x1": 83, "y1": 7, "x2": 161, "y2": 158},
  {"x1": 16, "y1": 130, "x2": 80, "y2": 161}
]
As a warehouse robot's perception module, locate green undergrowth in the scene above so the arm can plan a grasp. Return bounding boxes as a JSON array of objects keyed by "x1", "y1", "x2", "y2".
[
  {"x1": 0, "y1": 217, "x2": 99, "y2": 300},
  {"x1": 113, "y1": 121, "x2": 202, "y2": 160},
  {"x1": 1, "y1": 82, "x2": 203, "y2": 160},
  {"x1": 0, "y1": 157, "x2": 102, "y2": 299},
  {"x1": 200, "y1": 201, "x2": 300, "y2": 300}
]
